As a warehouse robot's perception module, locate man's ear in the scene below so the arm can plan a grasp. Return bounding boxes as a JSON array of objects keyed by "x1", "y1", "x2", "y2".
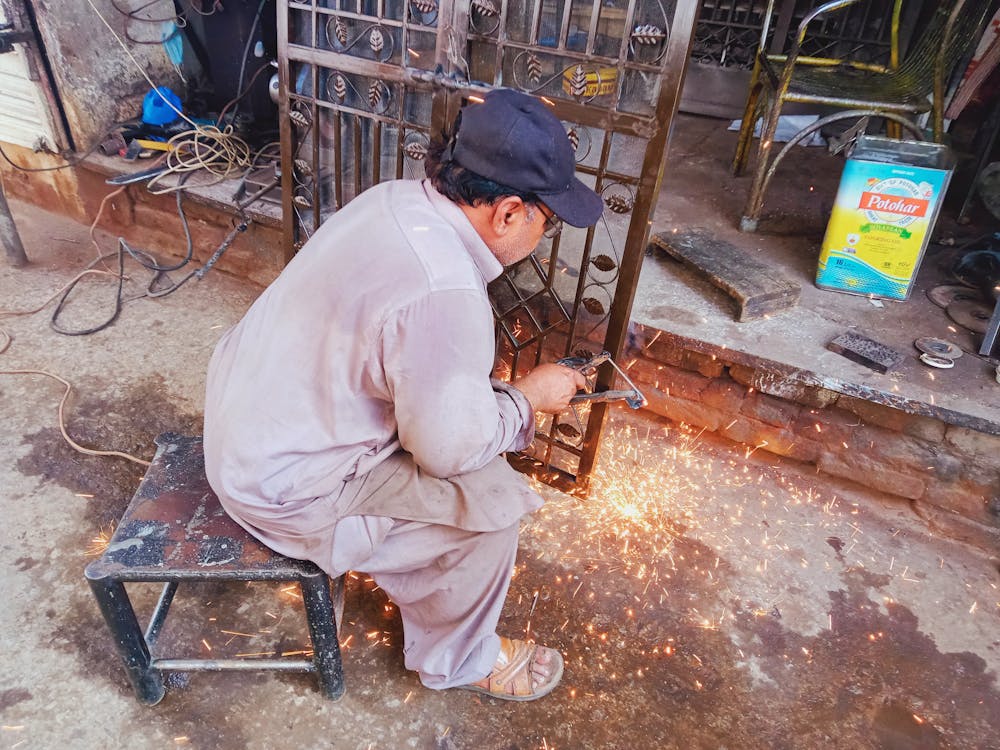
[{"x1": 490, "y1": 196, "x2": 526, "y2": 236}]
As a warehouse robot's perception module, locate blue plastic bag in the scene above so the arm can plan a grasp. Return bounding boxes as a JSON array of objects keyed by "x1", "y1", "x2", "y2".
[{"x1": 143, "y1": 87, "x2": 182, "y2": 126}]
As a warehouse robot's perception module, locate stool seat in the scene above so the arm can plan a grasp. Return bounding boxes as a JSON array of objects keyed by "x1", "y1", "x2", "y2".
[{"x1": 85, "y1": 433, "x2": 345, "y2": 705}]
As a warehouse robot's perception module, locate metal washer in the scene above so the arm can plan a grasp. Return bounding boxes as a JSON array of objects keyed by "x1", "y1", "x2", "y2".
[
  {"x1": 913, "y1": 337, "x2": 962, "y2": 360},
  {"x1": 919, "y1": 353, "x2": 955, "y2": 369}
]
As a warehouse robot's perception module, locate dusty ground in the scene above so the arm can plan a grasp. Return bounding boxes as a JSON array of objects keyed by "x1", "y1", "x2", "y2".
[{"x1": 1, "y1": 194, "x2": 999, "y2": 750}]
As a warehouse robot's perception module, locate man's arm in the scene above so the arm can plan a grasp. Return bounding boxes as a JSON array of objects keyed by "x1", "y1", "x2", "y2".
[{"x1": 381, "y1": 290, "x2": 533, "y2": 478}]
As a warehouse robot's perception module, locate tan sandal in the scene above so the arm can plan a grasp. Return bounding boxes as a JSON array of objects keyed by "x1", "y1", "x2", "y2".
[{"x1": 459, "y1": 637, "x2": 564, "y2": 702}]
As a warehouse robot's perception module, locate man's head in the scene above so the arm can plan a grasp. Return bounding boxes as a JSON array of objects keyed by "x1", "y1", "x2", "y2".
[{"x1": 426, "y1": 89, "x2": 604, "y2": 265}]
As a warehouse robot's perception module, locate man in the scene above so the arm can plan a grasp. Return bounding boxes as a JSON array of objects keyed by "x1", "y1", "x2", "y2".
[{"x1": 203, "y1": 88, "x2": 604, "y2": 701}]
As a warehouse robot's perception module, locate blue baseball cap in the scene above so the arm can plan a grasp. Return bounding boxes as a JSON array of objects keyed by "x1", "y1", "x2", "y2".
[{"x1": 449, "y1": 89, "x2": 604, "y2": 228}]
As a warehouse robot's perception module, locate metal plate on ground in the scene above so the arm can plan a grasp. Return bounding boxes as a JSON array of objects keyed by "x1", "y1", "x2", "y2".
[
  {"x1": 926, "y1": 284, "x2": 981, "y2": 308},
  {"x1": 827, "y1": 331, "x2": 904, "y2": 373},
  {"x1": 947, "y1": 299, "x2": 993, "y2": 334},
  {"x1": 914, "y1": 337, "x2": 963, "y2": 360}
]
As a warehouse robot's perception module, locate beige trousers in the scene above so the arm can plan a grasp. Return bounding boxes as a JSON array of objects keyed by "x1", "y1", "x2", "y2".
[
  {"x1": 223, "y1": 453, "x2": 540, "y2": 688},
  {"x1": 329, "y1": 514, "x2": 520, "y2": 689}
]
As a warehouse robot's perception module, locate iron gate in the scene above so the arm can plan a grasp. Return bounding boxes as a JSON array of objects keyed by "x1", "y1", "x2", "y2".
[{"x1": 277, "y1": 0, "x2": 699, "y2": 493}]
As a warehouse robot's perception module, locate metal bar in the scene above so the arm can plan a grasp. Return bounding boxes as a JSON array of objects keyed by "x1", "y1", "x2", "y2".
[
  {"x1": 585, "y1": 0, "x2": 600, "y2": 57},
  {"x1": 85, "y1": 573, "x2": 165, "y2": 705},
  {"x1": 0, "y1": 183, "x2": 28, "y2": 267},
  {"x1": 300, "y1": 571, "x2": 346, "y2": 700},
  {"x1": 153, "y1": 658, "x2": 315, "y2": 671},
  {"x1": 143, "y1": 581, "x2": 178, "y2": 647},
  {"x1": 576, "y1": 0, "x2": 702, "y2": 486},
  {"x1": 530, "y1": 0, "x2": 544, "y2": 47},
  {"x1": 491, "y1": 0, "x2": 508, "y2": 86},
  {"x1": 617, "y1": 0, "x2": 639, "y2": 64},
  {"x1": 353, "y1": 114, "x2": 363, "y2": 197},
  {"x1": 372, "y1": 118, "x2": 382, "y2": 185},
  {"x1": 402, "y1": 66, "x2": 659, "y2": 137},
  {"x1": 311, "y1": 70, "x2": 321, "y2": 228},
  {"x1": 558, "y1": 0, "x2": 574, "y2": 51},
  {"x1": 334, "y1": 110, "x2": 344, "y2": 208},
  {"x1": 768, "y1": 0, "x2": 794, "y2": 55},
  {"x1": 278, "y1": 0, "x2": 296, "y2": 261},
  {"x1": 978, "y1": 297, "x2": 1000, "y2": 358}
]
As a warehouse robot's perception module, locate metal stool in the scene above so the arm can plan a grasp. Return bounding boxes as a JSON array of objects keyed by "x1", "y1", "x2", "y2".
[{"x1": 85, "y1": 433, "x2": 345, "y2": 705}]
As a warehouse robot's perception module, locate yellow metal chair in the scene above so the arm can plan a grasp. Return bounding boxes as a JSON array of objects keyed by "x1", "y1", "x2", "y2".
[{"x1": 732, "y1": 0, "x2": 994, "y2": 232}]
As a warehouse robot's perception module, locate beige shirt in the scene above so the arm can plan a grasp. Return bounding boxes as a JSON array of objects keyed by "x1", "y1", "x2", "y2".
[{"x1": 203, "y1": 180, "x2": 539, "y2": 536}]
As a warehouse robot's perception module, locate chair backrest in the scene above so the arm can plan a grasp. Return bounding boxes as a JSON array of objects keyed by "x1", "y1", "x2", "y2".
[{"x1": 897, "y1": 0, "x2": 993, "y2": 92}]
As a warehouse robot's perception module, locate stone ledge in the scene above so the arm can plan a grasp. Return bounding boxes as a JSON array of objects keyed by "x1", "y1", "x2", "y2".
[
  {"x1": 629, "y1": 325, "x2": 1000, "y2": 437},
  {"x1": 626, "y1": 323, "x2": 1000, "y2": 547}
]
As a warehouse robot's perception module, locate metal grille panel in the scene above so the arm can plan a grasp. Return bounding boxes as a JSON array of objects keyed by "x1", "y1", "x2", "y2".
[
  {"x1": 278, "y1": 0, "x2": 699, "y2": 492},
  {"x1": 693, "y1": 0, "x2": 909, "y2": 70}
]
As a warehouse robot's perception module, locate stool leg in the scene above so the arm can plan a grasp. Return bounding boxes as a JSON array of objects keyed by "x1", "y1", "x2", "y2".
[
  {"x1": 85, "y1": 572, "x2": 165, "y2": 705},
  {"x1": 299, "y1": 571, "x2": 345, "y2": 701}
]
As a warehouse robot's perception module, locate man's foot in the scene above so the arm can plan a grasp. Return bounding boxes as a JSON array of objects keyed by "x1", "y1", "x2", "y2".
[{"x1": 458, "y1": 637, "x2": 564, "y2": 701}]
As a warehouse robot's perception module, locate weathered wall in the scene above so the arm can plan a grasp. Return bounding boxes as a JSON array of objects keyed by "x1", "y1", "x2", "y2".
[
  {"x1": 30, "y1": 0, "x2": 181, "y2": 149},
  {"x1": 0, "y1": 142, "x2": 85, "y2": 220}
]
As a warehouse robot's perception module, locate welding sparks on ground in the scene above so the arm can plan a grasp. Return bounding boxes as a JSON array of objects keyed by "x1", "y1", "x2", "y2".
[{"x1": 515, "y1": 416, "x2": 952, "y2": 699}]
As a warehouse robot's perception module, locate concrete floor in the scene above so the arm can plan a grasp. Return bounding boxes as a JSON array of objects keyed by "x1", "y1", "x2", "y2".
[{"x1": 2, "y1": 144, "x2": 999, "y2": 748}]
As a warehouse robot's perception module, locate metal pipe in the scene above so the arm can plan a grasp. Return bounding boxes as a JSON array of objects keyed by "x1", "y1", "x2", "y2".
[
  {"x1": 153, "y1": 658, "x2": 315, "y2": 671},
  {"x1": 144, "y1": 581, "x2": 178, "y2": 647},
  {"x1": 0, "y1": 182, "x2": 28, "y2": 267}
]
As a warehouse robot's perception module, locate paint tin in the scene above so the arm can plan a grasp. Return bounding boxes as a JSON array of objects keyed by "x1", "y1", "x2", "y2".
[{"x1": 816, "y1": 136, "x2": 954, "y2": 300}]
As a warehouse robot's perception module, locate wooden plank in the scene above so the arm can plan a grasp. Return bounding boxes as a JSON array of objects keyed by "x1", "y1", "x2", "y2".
[{"x1": 650, "y1": 230, "x2": 800, "y2": 321}]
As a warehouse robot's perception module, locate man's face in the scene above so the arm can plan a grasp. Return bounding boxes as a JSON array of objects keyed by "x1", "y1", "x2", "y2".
[{"x1": 487, "y1": 203, "x2": 550, "y2": 267}]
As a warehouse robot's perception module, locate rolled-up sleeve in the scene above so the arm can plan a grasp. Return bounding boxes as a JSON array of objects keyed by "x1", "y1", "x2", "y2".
[{"x1": 380, "y1": 290, "x2": 534, "y2": 478}]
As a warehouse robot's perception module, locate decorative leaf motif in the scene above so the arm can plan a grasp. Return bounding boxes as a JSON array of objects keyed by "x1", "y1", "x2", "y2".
[
  {"x1": 555, "y1": 423, "x2": 581, "y2": 439},
  {"x1": 566, "y1": 127, "x2": 579, "y2": 152},
  {"x1": 410, "y1": 0, "x2": 437, "y2": 12},
  {"x1": 527, "y1": 53, "x2": 542, "y2": 83},
  {"x1": 332, "y1": 73, "x2": 347, "y2": 102},
  {"x1": 368, "y1": 80, "x2": 383, "y2": 109},
  {"x1": 334, "y1": 17, "x2": 348, "y2": 46},
  {"x1": 369, "y1": 27, "x2": 385, "y2": 55},
  {"x1": 605, "y1": 194, "x2": 633, "y2": 214},
  {"x1": 568, "y1": 65, "x2": 588, "y2": 98},
  {"x1": 404, "y1": 141, "x2": 427, "y2": 160},
  {"x1": 294, "y1": 158, "x2": 312, "y2": 176},
  {"x1": 591, "y1": 254, "x2": 617, "y2": 272},
  {"x1": 471, "y1": 0, "x2": 499, "y2": 16},
  {"x1": 582, "y1": 297, "x2": 605, "y2": 316},
  {"x1": 632, "y1": 24, "x2": 667, "y2": 45},
  {"x1": 293, "y1": 195, "x2": 312, "y2": 208},
  {"x1": 289, "y1": 108, "x2": 311, "y2": 128}
]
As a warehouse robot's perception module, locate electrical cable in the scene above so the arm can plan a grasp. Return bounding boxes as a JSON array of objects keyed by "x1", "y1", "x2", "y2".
[
  {"x1": 0, "y1": 369, "x2": 151, "y2": 467},
  {"x1": 110, "y1": 0, "x2": 184, "y2": 24},
  {"x1": 185, "y1": 0, "x2": 223, "y2": 16},
  {"x1": 0, "y1": 0, "x2": 257, "y2": 469},
  {"x1": 110, "y1": 0, "x2": 188, "y2": 46},
  {"x1": 0, "y1": 131, "x2": 109, "y2": 173},
  {"x1": 85, "y1": 0, "x2": 253, "y2": 175},
  {"x1": 120, "y1": 173, "x2": 194, "y2": 272},
  {"x1": 230, "y1": 0, "x2": 269, "y2": 125},
  {"x1": 49, "y1": 245, "x2": 126, "y2": 336},
  {"x1": 144, "y1": 126, "x2": 252, "y2": 194},
  {"x1": 217, "y1": 61, "x2": 273, "y2": 129}
]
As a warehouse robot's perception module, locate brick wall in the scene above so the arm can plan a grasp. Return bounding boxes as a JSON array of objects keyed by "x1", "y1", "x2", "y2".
[
  {"x1": 3, "y1": 150, "x2": 285, "y2": 287},
  {"x1": 626, "y1": 324, "x2": 1000, "y2": 552}
]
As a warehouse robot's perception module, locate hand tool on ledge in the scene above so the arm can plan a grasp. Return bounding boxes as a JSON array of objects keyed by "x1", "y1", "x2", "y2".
[{"x1": 557, "y1": 351, "x2": 646, "y2": 409}]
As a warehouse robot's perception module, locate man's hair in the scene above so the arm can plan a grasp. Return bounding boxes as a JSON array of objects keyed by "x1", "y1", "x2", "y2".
[{"x1": 424, "y1": 125, "x2": 539, "y2": 208}]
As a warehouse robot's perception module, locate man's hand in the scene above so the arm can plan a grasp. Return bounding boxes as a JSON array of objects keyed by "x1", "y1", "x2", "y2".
[{"x1": 513, "y1": 363, "x2": 588, "y2": 414}]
